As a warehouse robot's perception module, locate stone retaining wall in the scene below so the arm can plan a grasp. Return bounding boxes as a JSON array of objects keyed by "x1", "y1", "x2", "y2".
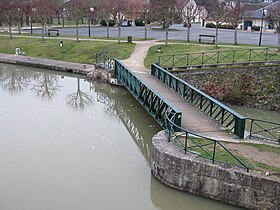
[
  {"x1": 152, "y1": 131, "x2": 280, "y2": 210},
  {"x1": 173, "y1": 65, "x2": 280, "y2": 111}
]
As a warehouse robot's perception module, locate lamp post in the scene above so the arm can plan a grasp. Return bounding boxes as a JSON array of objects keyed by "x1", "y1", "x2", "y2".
[
  {"x1": 62, "y1": 8, "x2": 66, "y2": 28},
  {"x1": 259, "y1": 8, "x2": 267, "y2": 46},
  {"x1": 31, "y1": 8, "x2": 36, "y2": 35},
  {"x1": 144, "y1": 9, "x2": 149, "y2": 40},
  {"x1": 88, "y1": 7, "x2": 94, "y2": 37}
]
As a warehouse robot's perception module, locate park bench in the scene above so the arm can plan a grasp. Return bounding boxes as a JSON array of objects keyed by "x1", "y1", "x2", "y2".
[
  {"x1": 199, "y1": 34, "x2": 215, "y2": 44},
  {"x1": 47, "y1": 29, "x2": 60, "y2": 37}
]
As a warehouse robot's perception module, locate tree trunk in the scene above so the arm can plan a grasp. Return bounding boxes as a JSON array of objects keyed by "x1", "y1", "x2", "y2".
[
  {"x1": 18, "y1": 24, "x2": 21, "y2": 34},
  {"x1": 145, "y1": 23, "x2": 147, "y2": 40},
  {"x1": 278, "y1": 32, "x2": 280, "y2": 52},
  {"x1": 41, "y1": 21, "x2": 45, "y2": 40},
  {"x1": 76, "y1": 20, "x2": 79, "y2": 42},
  {"x1": 165, "y1": 27, "x2": 169, "y2": 46},
  {"x1": 9, "y1": 24, "x2": 12, "y2": 39},
  {"x1": 118, "y1": 24, "x2": 121, "y2": 44},
  {"x1": 106, "y1": 21, "x2": 109, "y2": 38},
  {"x1": 234, "y1": 27, "x2": 238, "y2": 45},
  {"x1": 187, "y1": 20, "x2": 191, "y2": 42},
  {"x1": 215, "y1": 22, "x2": 218, "y2": 48}
]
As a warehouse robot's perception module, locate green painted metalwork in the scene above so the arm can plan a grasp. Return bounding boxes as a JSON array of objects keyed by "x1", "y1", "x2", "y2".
[
  {"x1": 157, "y1": 48, "x2": 280, "y2": 69},
  {"x1": 114, "y1": 59, "x2": 182, "y2": 131},
  {"x1": 247, "y1": 118, "x2": 280, "y2": 143},
  {"x1": 165, "y1": 110, "x2": 249, "y2": 172},
  {"x1": 151, "y1": 63, "x2": 246, "y2": 138},
  {"x1": 96, "y1": 52, "x2": 115, "y2": 71}
]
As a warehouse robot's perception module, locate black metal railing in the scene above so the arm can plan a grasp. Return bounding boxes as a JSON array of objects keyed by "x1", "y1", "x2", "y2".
[
  {"x1": 157, "y1": 48, "x2": 280, "y2": 69},
  {"x1": 247, "y1": 118, "x2": 280, "y2": 143},
  {"x1": 151, "y1": 63, "x2": 246, "y2": 138},
  {"x1": 165, "y1": 110, "x2": 249, "y2": 172}
]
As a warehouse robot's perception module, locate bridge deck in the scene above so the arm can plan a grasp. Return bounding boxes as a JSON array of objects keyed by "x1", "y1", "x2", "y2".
[{"x1": 122, "y1": 42, "x2": 240, "y2": 142}]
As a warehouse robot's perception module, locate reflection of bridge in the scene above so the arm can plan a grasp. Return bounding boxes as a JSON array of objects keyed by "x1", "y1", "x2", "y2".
[{"x1": 95, "y1": 84, "x2": 161, "y2": 162}]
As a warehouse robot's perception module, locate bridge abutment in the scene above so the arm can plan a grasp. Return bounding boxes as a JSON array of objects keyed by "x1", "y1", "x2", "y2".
[{"x1": 151, "y1": 130, "x2": 280, "y2": 210}]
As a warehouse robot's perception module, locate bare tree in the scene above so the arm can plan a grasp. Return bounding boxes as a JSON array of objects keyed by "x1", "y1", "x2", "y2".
[
  {"x1": 66, "y1": 0, "x2": 91, "y2": 42},
  {"x1": 96, "y1": 0, "x2": 114, "y2": 38},
  {"x1": 0, "y1": 0, "x2": 18, "y2": 39},
  {"x1": 267, "y1": 2, "x2": 280, "y2": 51},
  {"x1": 208, "y1": 0, "x2": 225, "y2": 48},
  {"x1": 150, "y1": 0, "x2": 182, "y2": 46},
  {"x1": 180, "y1": 0, "x2": 200, "y2": 42},
  {"x1": 225, "y1": 0, "x2": 244, "y2": 45},
  {"x1": 110, "y1": 0, "x2": 132, "y2": 44}
]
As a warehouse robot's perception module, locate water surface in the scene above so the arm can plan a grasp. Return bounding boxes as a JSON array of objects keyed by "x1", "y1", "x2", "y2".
[{"x1": 0, "y1": 64, "x2": 242, "y2": 210}]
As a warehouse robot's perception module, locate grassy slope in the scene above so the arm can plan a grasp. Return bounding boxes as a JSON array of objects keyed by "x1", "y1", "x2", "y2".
[{"x1": 0, "y1": 36, "x2": 135, "y2": 64}]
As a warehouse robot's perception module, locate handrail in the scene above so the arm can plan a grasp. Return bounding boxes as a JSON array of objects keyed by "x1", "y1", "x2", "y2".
[
  {"x1": 157, "y1": 48, "x2": 280, "y2": 69},
  {"x1": 151, "y1": 63, "x2": 246, "y2": 138},
  {"x1": 115, "y1": 59, "x2": 182, "y2": 130},
  {"x1": 247, "y1": 118, "x2": 280, "y2": 143},
  {"x1": 96, "y1": 52, "x2": 115, "y2": 71},
  {"x1": 165, "y1": 110, "x2": 249, "y2": 172}
]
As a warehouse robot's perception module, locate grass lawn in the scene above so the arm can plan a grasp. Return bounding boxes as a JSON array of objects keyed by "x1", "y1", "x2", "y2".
[
  {"x1": 144, "y1": 43, "x2": 280, "y2": 69},
  {"x1": 0, "y1": 36, "x2": 135, "y2": 64}
]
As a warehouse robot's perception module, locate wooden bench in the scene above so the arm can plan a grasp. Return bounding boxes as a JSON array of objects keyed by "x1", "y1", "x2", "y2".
[
  {"x1": 47, "y1": 29, "x2": 60, "y2": 36},
  {"x1": 199, "y1": 34, "x2": 215, "y2": 44}
]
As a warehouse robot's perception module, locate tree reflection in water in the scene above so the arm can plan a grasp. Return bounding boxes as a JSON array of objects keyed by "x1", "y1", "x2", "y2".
[
  {"x1": 66, "y1": 78, "x2": 93, "y2": 111},
  {"x1": 0, "y1": 65, "x2": 32, "y2": 95},
  {"x1": 31, "y1": 73, "x2": 61, "y2": 102}
]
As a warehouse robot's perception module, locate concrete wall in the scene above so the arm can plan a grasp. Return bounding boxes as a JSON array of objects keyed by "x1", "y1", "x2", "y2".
[{"x1": 152, "y1": 131, "x2": 280, "y2": 210}]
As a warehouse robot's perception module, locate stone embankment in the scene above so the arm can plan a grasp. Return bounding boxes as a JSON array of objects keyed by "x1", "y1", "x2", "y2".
[
  {"x1": 174, "y1": 65, "x2": 280, "y2": 111},
  {"x1": 152, "y1": 130, "x2": 280, "y2": 210}
]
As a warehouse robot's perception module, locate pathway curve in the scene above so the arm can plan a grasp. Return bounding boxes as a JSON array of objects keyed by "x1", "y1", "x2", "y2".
[{"x1": 122, "y1": 41, "x2": 240, "y2": 142}]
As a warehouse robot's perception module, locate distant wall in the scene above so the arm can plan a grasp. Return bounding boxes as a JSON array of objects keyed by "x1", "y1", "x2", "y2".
[
  {"x1": 152, "y1": 131, "x2": 280, "y2": 210},
  {"x1": 173, "y1": 65, "x2": 280, "y2": 111}
]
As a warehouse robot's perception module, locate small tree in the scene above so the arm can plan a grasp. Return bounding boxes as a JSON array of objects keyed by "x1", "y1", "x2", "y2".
[
  {"x1": 180, "y1": 0, "x2": 200, "y2": 42},
  {"x1": 67, "y1": 0, "x2": 91, "y2": 42},
  {"x1": 151, "y1": 0, "x2": 181, "y2": 46},
  {"x1": 208, "y1": 0, "x2": 225, "y2": 48},
  {"x1": 225, "y1": 0, "x2": 244, "y2": 45},
  {"x1": 267, "y1": 2, "x2": 280, "y2": 51},
  {"x1": 96, "y1": 0, "x2": 114, "y2": 38},
  {"x1": 1, "y1": 0, "x2": 18, "y2": 39}
]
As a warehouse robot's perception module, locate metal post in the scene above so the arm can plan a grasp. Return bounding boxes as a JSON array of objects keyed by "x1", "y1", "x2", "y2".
[
  {"x1": 88, "y1": 16, "x2": 91, "y2": 37},
  {"x1": 265, "y1": 48, "x2": 269, "y2": 62},
  {"x1": 201, "y1": 53, "x2": 204, "y2": 66},
  {"x1": 172, "y1": 55, "x2": 175, "y2": 67},
  {"x1": 249, "y1": 49, "x2": 252, "y2": 63},
  {"x1": 184, "y1": 132, "x2": 188, "y2": 154},
  {"x1": 259, "y1": 8, "x2": 266, "y2": 46},
  {"x1": 249, "y1": 119, "x2": 254, "y2": 139},
  {"x1": 212, "y1": 141, "x2": 217, "y2": 164},
  {"x1": 232, "y1": 50, "x2": 235, "y2": 64},
  {"x1": 30, "y1": 19, "x2": 33, "y2": 34}
]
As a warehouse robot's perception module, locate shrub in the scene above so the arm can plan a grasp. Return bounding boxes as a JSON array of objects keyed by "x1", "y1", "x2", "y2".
[
  {"x1": 100, "y1": 19, "x2": 116, "y2": 27},
  {"x1": 206, "y1": 23, "x2": 234, "y2": 30},
  {"x1": 251, "y1": 25, "x2": 260, "y2": 31},
  {"x1": 135, "y1": 19, "x2": 145, "y2": 26}
]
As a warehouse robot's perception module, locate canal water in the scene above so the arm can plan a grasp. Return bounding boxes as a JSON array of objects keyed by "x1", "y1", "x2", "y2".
[{"x1": 0, "y1": 64, "x2": 243, "y2": 210}]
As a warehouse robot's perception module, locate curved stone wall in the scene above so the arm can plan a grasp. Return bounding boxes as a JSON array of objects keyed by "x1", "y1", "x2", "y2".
[{"x1": 151, "y1": 130, "x2": 280, "y2": 210}]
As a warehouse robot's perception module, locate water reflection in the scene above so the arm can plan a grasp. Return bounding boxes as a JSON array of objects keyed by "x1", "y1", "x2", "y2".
[
  {"x1": 31, "y1": 73, "x2": 60, "y2": 102},
  {"x1": 66, "y1": 78, "x2": 93, "y2": 111}
]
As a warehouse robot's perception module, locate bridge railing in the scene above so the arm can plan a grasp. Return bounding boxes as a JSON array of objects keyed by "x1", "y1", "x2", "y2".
[
  {"x1": 96, "y1": 52, "x2": 115, "y2": 71},
  {"x1": 165, "y1": 110, "x2": 249, "y2": 172},
  {"x1": 157, "y1": 48, "x2": 280, "y2": 69},
  {"x1": 151, "y1": 63, "x2": 246, "y2": 138},
  {"x1": 247, "y1": 118, "x2": 280, "y2": 143},
  {"x1": 115, "y1": 59, "x2": 182, "y2": 130}
]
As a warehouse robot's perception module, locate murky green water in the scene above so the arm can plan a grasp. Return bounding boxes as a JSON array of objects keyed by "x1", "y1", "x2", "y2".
[{"x1": 0, "y1": 64, "x2": 243, "y2": 210}]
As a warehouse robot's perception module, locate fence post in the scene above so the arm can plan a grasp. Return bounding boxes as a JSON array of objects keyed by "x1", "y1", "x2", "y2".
[
  {"x1": 232, "y1": 50, "x2": 236, "y2": 64},
  {"x1": 265, "y1": 48, "x2": 269, "y2": 63},
  {"x1": 187, "y1": 54, "x2": 189, "y2": 68},
  {"x1": 173, "y1": 55, "x2": 175, "y2": 67},
  {"x1": 157, "y1": 57, "x2": 161, "y2": 66},
  {"x1": 249, "y1": 49, "x2": 252, "y2": 63},
  {"x1": 217, "y1": 51, "x2": 220, "y2": 65},
  {"x1": 249, "y1": 119, "x2": 254, "y2": 139},
  {"x1": 201, "y1": 53, "x2": 204, "y2": 66},
  {"x1": 212, "y1": 141, "x2": 217, "y2": 164},
  {"x1": 184, "y1": 132, "x2": 188, "y2": 154}
]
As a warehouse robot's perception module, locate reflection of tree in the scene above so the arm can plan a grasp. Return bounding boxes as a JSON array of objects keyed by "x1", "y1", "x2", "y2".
[
  {"x1": 31, "y1": 73, "x2": 60, "y2": 102},
  {"x1": 97, "y1": 92, "x2": 117, "y2": 118},
  {"x1": 66, "y1": 78, "x2": 93, "y2": 111},
  {"x1": 0, "y1": 66, "x2": 32, "y2": 95}
]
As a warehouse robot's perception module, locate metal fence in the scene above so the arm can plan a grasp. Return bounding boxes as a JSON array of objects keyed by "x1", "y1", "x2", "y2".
[
  {"x1": 96, "y1": 52, "x2": 115, "y2": 71},
  {"x1": 115, "y1": 59, "x2": 182, "y2": 130},
  {"x1": 247, "y1": 118, "x2": 280, "y2": 143},
  {"x1": 151, "y1": 63, "x2": 246, "y2": 138},
  {"x1": 157, "y1": 48, "x2": 280, "y2": 69},
  {"x1": 165, "y1": 110, "x2": 249, "y2": 172}
]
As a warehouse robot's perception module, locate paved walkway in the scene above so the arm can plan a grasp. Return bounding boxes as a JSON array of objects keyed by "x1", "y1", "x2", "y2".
[
  {"x1": 122, "y1": 41, "x2": 240, "y2": 142},
  {"x1": 0, "y1": 53, "x2": 95, "y2": 74}
]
